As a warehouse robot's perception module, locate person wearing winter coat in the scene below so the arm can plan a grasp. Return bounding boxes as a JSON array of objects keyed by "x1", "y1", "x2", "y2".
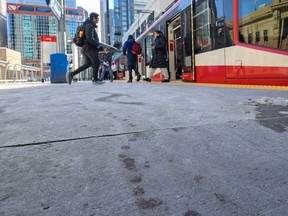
[
  {"x1": 122, "y1": 35, "x2": 141, "y2": 83},
  {"x1": 66, "y1": 12, "x2": 104, "y2": 85},
  {"x1": 143, "y1": 30, "x2": 169, "y2": 82}
]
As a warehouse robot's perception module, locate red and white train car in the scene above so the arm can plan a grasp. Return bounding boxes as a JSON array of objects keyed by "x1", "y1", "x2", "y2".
[{"x1": 135, "y1": 0, "x2": 288, "y2": 86}]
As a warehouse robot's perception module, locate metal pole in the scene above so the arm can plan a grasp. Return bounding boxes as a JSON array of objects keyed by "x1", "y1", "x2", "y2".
[
  {"x1": 62, "y1": 0, "x2": 66, "y2": 53},
  {"x1": 41, "y1": 39, "x2": 44, "y2": 80},
  {"x1": 57, "y1": 0, "x2": 66, "y2": 53}
]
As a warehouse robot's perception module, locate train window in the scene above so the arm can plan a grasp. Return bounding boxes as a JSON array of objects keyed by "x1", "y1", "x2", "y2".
[
  {"x1": 181, "y1": 7, "x2": 192, "y2": 71},
  {"x1": 239, "y1": 0, "x2": 288, "y2": 51},
  {"x1": 193, "y1": 4, "x2": 211, "y2": 53},
  {"x1": 194, "y1": 0, "x2": 208, "y2": 15},
  {"x1": 145, "y1": 35, "x2": 154, "y2": 66},
  {"x1": 222, "y1": 0, "x2": 234, "y2": 47},
  {"x1": 193, "y1": 0, "x2": 233, "y2": 53}
]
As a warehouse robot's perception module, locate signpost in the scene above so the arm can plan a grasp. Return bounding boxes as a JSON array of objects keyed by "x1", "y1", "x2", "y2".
[
  {"x1": 40, "y1": 36, "x2": 57, "y2": 80},
  {"x1": 45, "y1": 0, "x2": 65, "y2": 53},
  {"x1": 45, "y1": 0, "x2": 61, "y2": 20}
]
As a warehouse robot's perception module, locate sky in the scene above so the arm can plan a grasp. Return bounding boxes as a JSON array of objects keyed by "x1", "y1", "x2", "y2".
[
  {"x1": 240, "y1": 0, "x2": 272, "y2": 17},
  {"x1": 76, "y1": 0, "x2": 100, "y2": 14}
]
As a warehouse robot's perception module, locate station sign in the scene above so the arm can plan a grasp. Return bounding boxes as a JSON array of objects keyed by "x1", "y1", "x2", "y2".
[
  {"x1": 45, "y1": 0, "x2": 62, "y2": 20},
  {"x1": 40, "y1": 36, "x2": 57, "y2": 63}
]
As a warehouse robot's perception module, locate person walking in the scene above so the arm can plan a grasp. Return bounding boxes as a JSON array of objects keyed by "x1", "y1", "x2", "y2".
[
  {"x1": 100, "y1": 47, "x2": 114, "y2": 82},
  {"x1": 143, "y1": 30, "x2": 169, "y2": 83},
  {"x1": 66, "y1": 12, "x2": 104, "y2": 85},
  {"x1": 122, "y1": 35, "x2": 141, "y2": 83}
]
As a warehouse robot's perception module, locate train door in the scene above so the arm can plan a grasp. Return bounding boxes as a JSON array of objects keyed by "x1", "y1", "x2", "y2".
[
  {"x1": 181, "y1": 5, "x2": 195, "y2": 81},
  {"x1": 167, "y1": 16, "x2": 181, "y2": 81},
  {"x1": 143, "y1": 34, "x2": 154, "y2": 78}
]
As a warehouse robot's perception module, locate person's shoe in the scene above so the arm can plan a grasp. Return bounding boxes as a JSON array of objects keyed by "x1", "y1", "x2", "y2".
[
  {"x1": 127, "y1": 79, "x2": 132, "y2": 83},
  {"x1": 66, "y1": 72, "x2": 73, "y2": 85},
  {"x1": 93, "y1": 80, "x2": 105, "y2": 84},
  {"x1": 110, "y1": 79, "x2": 113, "y2": 82},
  {"x1": 136, "y1": 74, "x2": 141, "y2": 82},
  {"x1": 161, "y1": 79, "x2": 170, "y2": 83},
  {"x1": 143, "y1": 78, "x2": 151, "y2": 82}
]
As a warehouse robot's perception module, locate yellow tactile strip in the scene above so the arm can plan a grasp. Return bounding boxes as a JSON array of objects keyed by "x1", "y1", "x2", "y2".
[
  {"x1": 169, "y1": 81, "x2": 288, "y2": 91},
  {"x1": 120, "y1": 79, "x2": 288, "y2": 90}
]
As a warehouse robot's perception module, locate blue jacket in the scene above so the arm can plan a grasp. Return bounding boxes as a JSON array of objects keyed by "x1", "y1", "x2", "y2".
[{"x1": 122, "y1": 37, "x2": 137, "y2": 61}]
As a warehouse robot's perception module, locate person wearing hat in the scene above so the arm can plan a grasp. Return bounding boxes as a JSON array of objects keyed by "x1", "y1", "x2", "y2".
[
  {"x1": 66, "y1": 12, "x2": 104, "y2": 84},
  {"x1": 122, "y1": 35, "x2": 141, "y2": 83}
]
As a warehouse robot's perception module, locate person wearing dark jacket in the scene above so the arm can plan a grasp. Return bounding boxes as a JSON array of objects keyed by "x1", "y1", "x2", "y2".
[
  {"x1": 66, "y1": 12, "x2": 104, "y2": 84},
  {"x1": 143, "y1": 30, "x2": 169, "y2": 82},
  {"x1": 122, "y1": 35, "x2": 141, "y2": 83},
  {"x1": 100, "y1": 47, "x2": 114, "y2": 82}
]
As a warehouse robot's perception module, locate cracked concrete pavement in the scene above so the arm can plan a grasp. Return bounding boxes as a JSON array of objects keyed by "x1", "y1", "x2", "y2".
[{"x1": 0, "y1": 81, "x2": 288, "y2": 216}]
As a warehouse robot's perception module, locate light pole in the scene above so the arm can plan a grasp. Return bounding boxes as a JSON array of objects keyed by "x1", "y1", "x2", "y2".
[{"x1": 58, "y1": 0, "x2": 66, "y2": 53}]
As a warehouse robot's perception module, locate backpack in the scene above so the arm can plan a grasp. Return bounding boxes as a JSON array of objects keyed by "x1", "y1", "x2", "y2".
[
  {"x1": 73, "y1": 24, "x2": 86, "y2": 47},
  {"x1": 131, "y1": 41, "x2": 142, "y2": 55}
]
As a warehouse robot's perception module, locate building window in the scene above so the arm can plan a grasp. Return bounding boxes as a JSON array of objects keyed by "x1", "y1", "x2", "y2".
[
  {"x1": 264, "y1": 30, "x2": 268, "y2": 42},
  {"x1": 248, "y1": 33, "x2": 252, "y2": 44},
  {"x1": 256, "y1": 31, "x2": 260, "y2": 43}
]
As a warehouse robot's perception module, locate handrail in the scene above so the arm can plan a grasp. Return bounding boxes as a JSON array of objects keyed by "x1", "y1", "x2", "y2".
[{"x1": 0, "y1": 61, "x2": 41, "y2": 81}]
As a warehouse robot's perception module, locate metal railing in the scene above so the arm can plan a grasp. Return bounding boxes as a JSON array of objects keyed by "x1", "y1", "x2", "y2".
[{"x1": 0, "y1": 60, "x2": 41, "y2": 82}]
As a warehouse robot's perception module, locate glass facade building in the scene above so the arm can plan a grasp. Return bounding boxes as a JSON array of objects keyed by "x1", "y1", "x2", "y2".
[
  {"x1": 100, "y1": 0, "x2": 111, "y2": 44},
  {"x1": 7, "y1": 0, "x2": 76, "y2": 8},
  {"x1": 0, "y1": 0, "x2": 8, "y2": 47},
  {"x1": 111, "y1": 0, "x2": 148, "y2": 47},
  {"x1": 7, "y1": 3, "x2": 84, "y2": 67}
]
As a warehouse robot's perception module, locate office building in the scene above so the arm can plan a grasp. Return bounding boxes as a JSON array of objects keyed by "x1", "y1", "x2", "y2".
[
  {"x1": 0, "y1": 0, "x2": 8, "y2": 47},
  {"x1": 110, "y1": 0, "x2": 149, "y2": 47},
  {"x1": 7, "y1": 2, "x2": 84, "y2": 70},
  {"x1": 7, "y1": 0, "x2": 76, "y2": 8}
]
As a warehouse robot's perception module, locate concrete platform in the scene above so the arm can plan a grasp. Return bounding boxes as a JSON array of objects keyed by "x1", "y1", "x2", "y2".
[{"x1": 0, "y1": 81, "x2": 287, "y2": 216}]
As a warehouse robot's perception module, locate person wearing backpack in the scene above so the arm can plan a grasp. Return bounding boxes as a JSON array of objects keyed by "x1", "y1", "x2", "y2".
[
  {"x1": 143, "y1": 30, "x2": 169, "y2": 83},
  {"x1": 122, "y1": 35, "x2": 141, "y2": 83},
  {"x1": 66, "y1": 12, "x2": 104, "y2": 85}
]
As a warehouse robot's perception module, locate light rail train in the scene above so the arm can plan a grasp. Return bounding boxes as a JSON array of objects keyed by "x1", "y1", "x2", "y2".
[{"x1": 135, "y1": 0, "x2": 288, "y2": 86}]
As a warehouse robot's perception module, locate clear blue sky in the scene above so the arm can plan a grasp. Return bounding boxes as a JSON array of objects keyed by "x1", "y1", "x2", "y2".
[{"x1": 239, "y1": 0, "x2": 272, "y2": 17}]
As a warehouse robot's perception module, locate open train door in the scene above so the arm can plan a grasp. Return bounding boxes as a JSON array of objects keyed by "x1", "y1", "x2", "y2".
[
  {"x1": 181, "y1": 5, "x2": 195, "y2": 82},
  {"x1": 167, "y1": 15, "x2": 181, "y2": 81}
]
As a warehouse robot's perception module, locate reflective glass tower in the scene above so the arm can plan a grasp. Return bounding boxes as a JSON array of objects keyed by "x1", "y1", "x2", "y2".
[
  {"x1": 7, "y1": 2, "x2": 84, "y2": 67},
  {"x1": 6, "y1": 0, "x2": 76, "y2": 8},
  {"x1": 0, "y1": 0, "x2": 8, "y2": 47},
  {"x1": 112, "y1": 0, "x2": 148, "y2": 47}
]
